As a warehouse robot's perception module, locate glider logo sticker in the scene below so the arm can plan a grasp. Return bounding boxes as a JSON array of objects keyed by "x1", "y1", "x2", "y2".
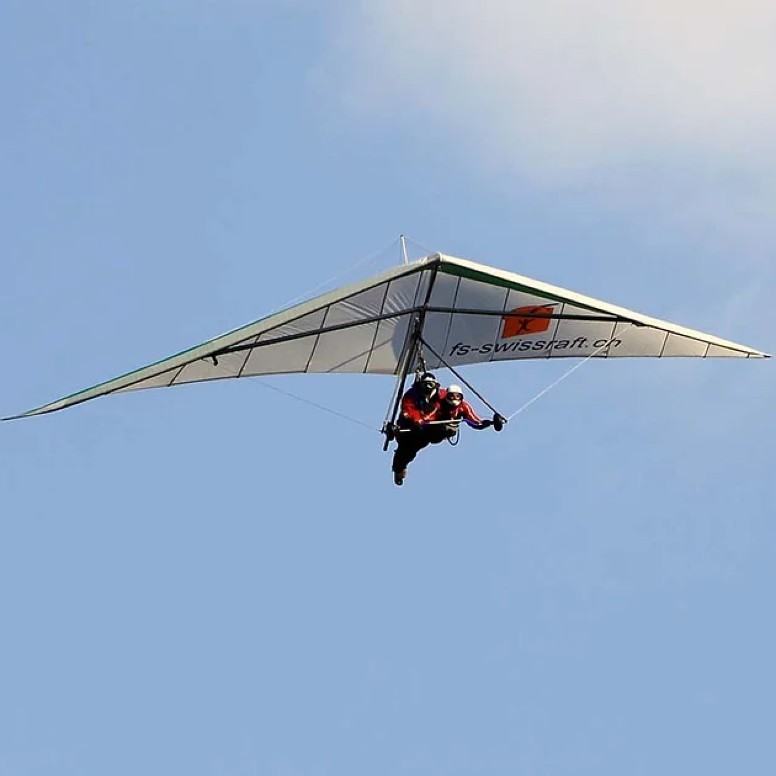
[
  {"x1": 448, "y1": 298, "x2": 625, "y2": 358},
  {"x1": 448, "y1": 336, "x2": 623, "y2": 358},
  {"x1": 501, "y1": 305, "x2": 556, "y2": 338}
]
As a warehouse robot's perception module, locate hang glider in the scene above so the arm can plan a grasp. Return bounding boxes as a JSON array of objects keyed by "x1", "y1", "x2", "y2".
[{"x1": 4, "y1": 252, "x2": 768, "y2": 421}]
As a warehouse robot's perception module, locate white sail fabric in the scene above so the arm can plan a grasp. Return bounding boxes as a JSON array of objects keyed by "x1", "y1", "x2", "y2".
[
  {"x1": 419, "y1": 255, "x2": 769, "y2": 367},
  {"x1": 5, "y1": 253, "x2": 768, "y2": 419}
]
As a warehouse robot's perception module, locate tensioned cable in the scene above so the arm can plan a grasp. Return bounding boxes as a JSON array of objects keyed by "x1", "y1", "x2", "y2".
[
  {"x1": 505, "y1": 324, "x2": 635, "y2": 422},
  {"x1": 254, "y1": 326, "x2": 634, "y2": 433},
  {"x1": 402, "y1": 235, "x2": 438, "y2": 260},
  {"x1": 419, "y1": 336, "x2": 502, "y2": 415},
  {"x1": 237, "y1": 238, "x2": 408, "y2": 434},
  {"x1": 253, "y1": 379, "x2": 378, "y2": 433},
  {"x1": 259, "y1": 236, "x2": 403, "y2": 318}
]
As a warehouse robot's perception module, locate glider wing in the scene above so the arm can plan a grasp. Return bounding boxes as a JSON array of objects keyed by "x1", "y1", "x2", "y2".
[
  {"x1": 5, "y1": 253, "x2": 767, "y2": 419},
  {"x1": 419, "y1": 255, "x2": 768, "y2": 368},
  {"x1": 5, "y1": 261, "x2": 433, "y2": 419}
]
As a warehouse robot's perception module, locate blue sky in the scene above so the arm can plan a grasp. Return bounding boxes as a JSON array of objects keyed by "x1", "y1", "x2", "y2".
[{"x1": 2, "y1": 2, "x2": 775, "y2": 775}]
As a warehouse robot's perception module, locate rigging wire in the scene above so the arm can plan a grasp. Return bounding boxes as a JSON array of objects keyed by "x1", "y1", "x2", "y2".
[
  {"x1": 240, "y1": 236, "x2": 440, "y2": 439},
  {"x1": 419, "y1": 336, "x2": 502, "y2": 415},
  {"x1": 505, "y1": 324, "x2": 636, "y2": 422},
  {"x1": 247, "y1": 241, "x2": 631, "y2": 435},
  {"x1": 253, "y1": 379, "x2": 378, "y2": 433},
  {"x1": 402, "y1": 235, "x2": 438, "y2": 259},
  {"x1": 249, "y1": 327, "x2": 634, "y2": 436},
  {"x1": 259, "y1": 237, "x2": 403, "y2": 319}
]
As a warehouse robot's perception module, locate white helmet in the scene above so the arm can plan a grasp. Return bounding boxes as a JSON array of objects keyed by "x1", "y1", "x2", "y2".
[{"x1": 445, "y1": 384, "x2": 464, "y2": 405}]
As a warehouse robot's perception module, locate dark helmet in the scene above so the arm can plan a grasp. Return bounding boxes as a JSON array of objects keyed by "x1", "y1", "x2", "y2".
[{"x1": 416, "y1": 371, "x2": 439, "y2": 398}]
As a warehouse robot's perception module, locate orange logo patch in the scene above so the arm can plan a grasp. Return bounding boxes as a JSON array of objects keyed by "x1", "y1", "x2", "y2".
[{"x1": 501, "y1": 304, "x2": 556, "y2": 338}]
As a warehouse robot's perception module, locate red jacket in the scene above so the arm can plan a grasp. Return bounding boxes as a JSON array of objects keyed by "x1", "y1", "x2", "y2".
[
  {"x1": 399, "y1": 385, "x2": 440, "y2": 426},
  {"x1": 432, "y1": 389, "x2": 486, "y2": 428}
]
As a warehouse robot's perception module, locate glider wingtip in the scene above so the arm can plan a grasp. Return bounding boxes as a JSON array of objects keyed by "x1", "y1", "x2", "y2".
[
  {"x1": 2, "y1": 413, "x2": 26, "y2": 422},
  {"x1": 2, "y1": 406, "x2": 47, "y2": 421}
]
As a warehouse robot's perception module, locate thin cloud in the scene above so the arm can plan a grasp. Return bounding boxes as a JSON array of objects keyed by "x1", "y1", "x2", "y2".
[{"x1": 330, "y1": 1, "x2": 776, "y2": 179}]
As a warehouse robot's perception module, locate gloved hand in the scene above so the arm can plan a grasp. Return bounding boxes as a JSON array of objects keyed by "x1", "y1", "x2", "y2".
[
  {"x1": 479, "y1": 419, "x2": 493, "y2": 429},
  {"x1": 492, "y1": 413, "x2": 507, "y2": 432}
]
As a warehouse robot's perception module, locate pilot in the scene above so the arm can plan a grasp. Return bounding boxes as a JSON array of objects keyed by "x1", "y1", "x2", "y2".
[{"x1": 389, "y1": 376, "x2": 504, "y2": 486}]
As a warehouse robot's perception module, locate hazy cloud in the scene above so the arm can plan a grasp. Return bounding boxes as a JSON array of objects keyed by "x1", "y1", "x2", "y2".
[{"x1": 331, "y1": 1, "x2": 776, "y2": 180}]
